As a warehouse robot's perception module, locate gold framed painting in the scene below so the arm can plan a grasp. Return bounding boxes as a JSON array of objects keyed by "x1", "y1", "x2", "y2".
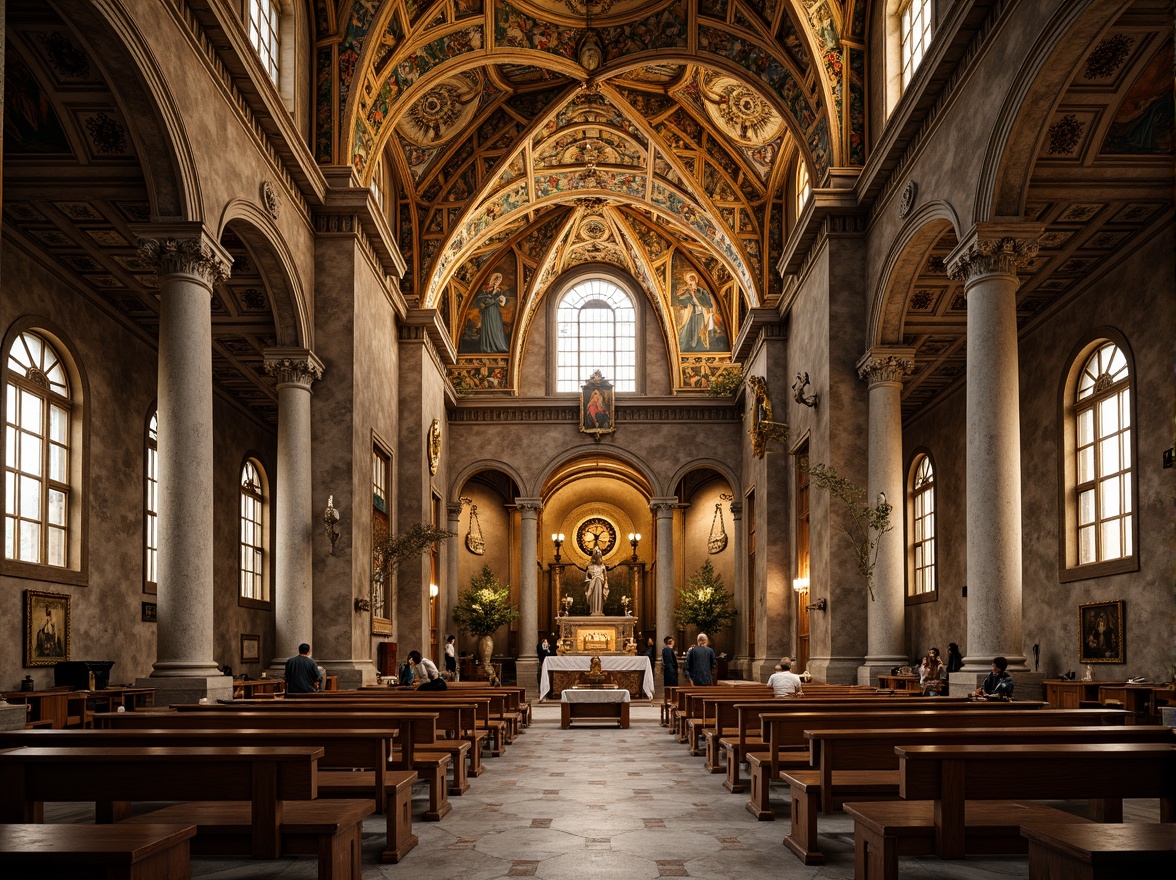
[
  {"x1": 1078, "y1": 599, "x2": 1124, "y2": 664},
  {"x1": 580, "y1": 370, "x2": 615, "y2": 438},
  {"x1": 240, "y1": 633, "x2": 261, "y2": 664},
  {"x1": 25, "y1": 590, "x2": 70, "y2": 667}
]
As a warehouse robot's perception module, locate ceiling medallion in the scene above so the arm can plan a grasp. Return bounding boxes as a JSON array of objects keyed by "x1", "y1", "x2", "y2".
[
  {"x1": 700, "y1": 74, "x2": 782, "y2": 146},
  {"x1": 577, "y1": 29, "x2": 604, "y2": 73},
  {"x1": 401, "y1": 75, "x2": 480, "y2": 146}
]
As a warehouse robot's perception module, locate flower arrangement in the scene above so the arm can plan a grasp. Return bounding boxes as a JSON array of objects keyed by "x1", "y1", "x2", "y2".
[
  {"x1": 620, "y1": 596, "x2": 632, "y2": 616},
  {"x1": 452, "y1": 564, "x2": 519, "y2": 637},
  {"x1": 673, "y1": 560, "x2": 737, "y2": 635}
]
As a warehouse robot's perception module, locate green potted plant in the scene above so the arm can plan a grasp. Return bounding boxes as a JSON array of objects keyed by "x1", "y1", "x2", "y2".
[
  {"x1": 674, "y1": 560, "x2": 737, "y2": 635},
  {"x1": 452, "y1": 564, "x2": 520, "y2": 680}
]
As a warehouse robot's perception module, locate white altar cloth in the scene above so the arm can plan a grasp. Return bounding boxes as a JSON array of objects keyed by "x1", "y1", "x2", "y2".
[
  {"x1": 561, "y1": 688, "x2": 630, "y2": 704},
  {"x1": 540, "y1": 655, "x2": 654, "y2": 699}
]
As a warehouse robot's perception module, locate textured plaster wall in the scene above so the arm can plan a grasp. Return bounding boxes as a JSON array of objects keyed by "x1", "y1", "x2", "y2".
[
  {"x1": 452, "y1": 482, "x2": 514, "y2": 656},
  {"x1": 904, "y1": 227, "x2": 1175, "y2": 681},
  {"x1": 680, "y1": 479, "x2": 737, "y2": 656},
  {"x1": 1, "y1": 242, "x2": 275, "y2": 689}
]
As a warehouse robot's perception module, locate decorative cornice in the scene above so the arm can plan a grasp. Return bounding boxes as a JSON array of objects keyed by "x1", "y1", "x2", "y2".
[
  {"x1": 447, "y1": 403, "x2": 740, "y2": 423},
  {"x1": 856, "y1": 347, "x2": 917, "y2": 387},
  {"x1": 947, "y1": 236, "x2": 1039, "y2": 283},
  {"x1": 138, "y1": 237, "x2": 231, "y2": 286},
  {"x1": 263, "y1": 348, "x2": 324, "y2": 388}
]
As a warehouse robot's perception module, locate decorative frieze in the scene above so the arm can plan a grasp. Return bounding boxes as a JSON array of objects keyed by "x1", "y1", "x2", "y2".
[
  {"x1": 856, "y1": 348, "x2": 916, "y2": 387},
  {"x1": 947, "y1": 237, "x2": 1039, "y2": 283},
  {"x1": 448, "y1": 404, "x2": 740, "y2": 423},
  {"x1": 138, "y1": 238, "x2": 231, "y2": 286},
  {"x1": 262, "y1": 348, "x2": 324, "y2": 388}
]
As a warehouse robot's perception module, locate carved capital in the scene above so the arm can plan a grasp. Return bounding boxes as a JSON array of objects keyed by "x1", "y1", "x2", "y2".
[
  {"x1": 856, "y1": 348, "x2": 916, "y2": 387},
  {"x1": 263, "y1": 349, "x2": 324, "y2": 389},
  {"x1": 649, "y1": 497, "x2": 678, "y2": 514},
  {"x1": 515, "y1": 498, "x2": 543, "y2": 514},
  {"x1": 447, "y1": 502, "x2": 464, "y2": 520},
  {"x1": 728, "y1": 501, "x2": 743, "y2": 519},
  {"x1": 138, "y1": 237, "x2": 231, "y2": 286},
  {"x1": 947, "y1": 237, "x2": 1038, "y2": 283}
]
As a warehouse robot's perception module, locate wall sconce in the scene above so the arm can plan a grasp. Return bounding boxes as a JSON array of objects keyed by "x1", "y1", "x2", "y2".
[
  {"x1": 429, "y1": 583, "x2": 439, "y2": 599},
  {"x1": 792, "y1": 372, "x2": 818, "y2": 408},
  {"x1": 552, "y1": 532, "x2": 565, "y2": 564},
  {"x1": 792, "y1": 577, "x2": 810, "y2": 593},
  {"x1": 628, "y1": 532, "x2": 641, "y2": 561},
  {"x1": 323, "y1": 495, "x2": 341, "y2": 556},
  {"x1": 806, "y1": 597, "x2": 828, "y2": 612},
  {"x1": 354, "y1": 597, "x2": 371, "y2": 613}
]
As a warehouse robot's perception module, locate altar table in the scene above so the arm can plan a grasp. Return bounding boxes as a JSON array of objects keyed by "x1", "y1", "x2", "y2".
[
  {"x1": 560, "y1": 688, "x2": 630, "y2": 729},
  {"x1": 540, "y1": 656, "x2": 653, "y2": 699}
]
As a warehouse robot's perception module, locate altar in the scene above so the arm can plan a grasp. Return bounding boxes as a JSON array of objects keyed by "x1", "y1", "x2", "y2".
[
  {"x1": 555, "y1": 614, "x2": 638, "y2": 655},
  {"x1": 540, "y1": 655, "x2": 654, "y2": 699}
]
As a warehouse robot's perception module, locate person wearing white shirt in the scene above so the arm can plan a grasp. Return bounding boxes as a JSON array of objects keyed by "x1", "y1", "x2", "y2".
[{"x1": 767, "y1": 658, "x2": 804, "y2": 697}]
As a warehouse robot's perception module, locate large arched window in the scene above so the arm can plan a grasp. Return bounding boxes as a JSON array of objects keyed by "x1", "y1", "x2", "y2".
[
  {"x1": 239, "y1": 458, "x2": 269, "y2": 602},
  {"x1": 5, "y1": 331, "x2": 71, "y2": 567},
  {"x1": 556, "y1": 278, "x2": 636, "y2": 392},
  {"x1": 145, "y1": 411, "x2": 158, "y2": 593},
  {"x1": 907, "y1": 453, "x2": 936, "y2": 601},
  {"x1": 1064, "y1": 340, "x2": 1135, "y2": 576},
  {"x1": 248, "y1": 0, "x2": 281, "y2": 83}
]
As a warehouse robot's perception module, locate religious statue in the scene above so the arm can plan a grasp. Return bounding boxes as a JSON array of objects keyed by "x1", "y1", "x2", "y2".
[{"x1": 583, "y1": 548, "x2": 609, "y2": 615}]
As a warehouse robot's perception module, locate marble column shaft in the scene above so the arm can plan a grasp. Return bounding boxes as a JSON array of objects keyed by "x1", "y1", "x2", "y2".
[
  {"x1": 516, "y1": 499, "x2": 542, "y2": 661},
  {"x1": 263, "y1": 349, "x2": 323, "y2": 668},
  {"x1": 140, "y1": 237, "x2": 228, "y2": 678},
  {"x1": 447, "y1": 502, "x2": 462, "y2": 647},
  {"x1": 949, "y1": 237, "x2": 1037, "y2": 671},
  {"x1": 856, "y1": 349, "x2": 915, "y2": 676},
  {"x1": 651, "y1": 498, "x2": 678, "y2": 652},
  {"x1": 730, "y1": 501, "x2": 746, "y2": 665}
]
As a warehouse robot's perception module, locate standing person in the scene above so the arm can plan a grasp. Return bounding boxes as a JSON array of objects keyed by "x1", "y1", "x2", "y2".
[
  {"x1": 410, "y1": 650, "x2": 447, "y2": 691},
  {"x1": 684, "y1": 633, "x2": 717, "y2": 686},
  {"x1": 643, "y1": 636, "x2": 657, "y2": 664},
  {"x1": 661, "y1": 636, "x2": 679, "y2": 687},
  {"x1": 444, "y1": 634, "x2": 458, "y2": 680},
  {"x1": 946, "y1": 643, "x2": 964, "y2": 673},
  {"x1": 536, "y1": 633, "x2": 551, "y2": 692},
  {"x1": 283, "y1": 642, "x2": 324, "y2": 694},
  {"x1": 972, "y1": 656, "x2": 1014, "y2": 701},
  {"x1": 767, "y1": 658, "x2": 804, "y2": 697}
]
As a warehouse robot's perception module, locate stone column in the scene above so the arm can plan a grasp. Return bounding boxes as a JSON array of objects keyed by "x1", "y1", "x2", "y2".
[
  {"x1": 651, "y1": 497, "x2": 678, "y2": 688},
  {"x1": 515, "y1": 498, "x2": 542, "y2": 698},
  {"x1": 856, "y1": 348, "x2": 915, "y2": 685},
  {"x1": 136, "y1": 235, "x2": 233, "y2": 704},
  {"x1": 729, "y1": 500, "x2": 747, "y2": 674},
  {"x1": 446, "y1": 501, "x2": 463, "y2": 663},
  {"x1": 947, "y1": 232, "x2": 1039, "y2": 693},
  {"x1": 263, "y1": 349, "x2": 324, "y2": 676}
]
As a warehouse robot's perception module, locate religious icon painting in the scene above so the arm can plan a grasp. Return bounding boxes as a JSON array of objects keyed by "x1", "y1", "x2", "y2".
[
  {"x1": 671, "y1": 252, "x2": 730, "y2": 354},
  {"x1": 580, "y1": 370, "x2": 615, "y2": 438},
  {"x1": 1078, "y1": 599, "x2": 1125, "y2": 664},
  {"x1": 24, "y1": 589, "x2": 70, "y2": 667},
  {"x1": 458, "y1": 255, "x2": 517, "y2": 354}
]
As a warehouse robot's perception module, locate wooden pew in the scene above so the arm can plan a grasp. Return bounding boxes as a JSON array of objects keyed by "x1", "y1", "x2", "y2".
[
  {"x1": 844, "y1": 742, "x2": 1176, "y2": 879},
  {"x1": 0, "y1": 823, "x2": 196, "y2": 880},
  {"x1": 782, "y1": 724, "x2": 1174, "y2": 865},
  {"x1": 0, "y1": 727, "x2": 420, "y2": 864},
  {"x1": 1020, "y1": 822, "x2": 1176, "y2": 879}
]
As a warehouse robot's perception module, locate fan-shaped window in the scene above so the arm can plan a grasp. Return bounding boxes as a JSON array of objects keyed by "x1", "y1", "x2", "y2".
[
  {"x1": 145, "y1": 411, "x2": 158, "y2": 592},
  {"x1": 5, "y1": 331, "x2": 72, "y2": 567},
  {"x1": 248, "y1": 0, "x2": 280, "y2": 83},
  {"x1": 239, "y1": 459, "x2": 268, "y2": 602},
  {"x1": 796, "y1": 159, "x2": 811, "y2": 215},
  {"x1": 556, "y1": 278, "x2": 636, "y2": 392},
  {"x1": 908, "y1": 453, "x2": 936, "y2": 600},
  {"x1": 1070, "y1": 341, "x2": 1134, "y2": 571},
  {"x1": 900, "y1": 0, "x2": 933, "y2": 88}
]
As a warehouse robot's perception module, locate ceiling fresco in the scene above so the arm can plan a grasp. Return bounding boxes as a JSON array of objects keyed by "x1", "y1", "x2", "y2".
[{"x1": 315, "y1": 0, "x2": 866, "y2": 393}]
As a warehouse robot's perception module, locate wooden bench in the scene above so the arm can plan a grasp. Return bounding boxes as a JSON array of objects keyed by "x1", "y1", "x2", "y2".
[
  {"x1": 782, "y1": 724, "x2": 1174, "y2": 865},
  {"x1": 844, "y1": 742, "x2": 1176, "y2": 879},
  {"x1": 0, "y1": 822, "x2": 196, "y2": 880},
  {"x1": 1020, "y1": 822, "x2": 1176, "y2": 879}
]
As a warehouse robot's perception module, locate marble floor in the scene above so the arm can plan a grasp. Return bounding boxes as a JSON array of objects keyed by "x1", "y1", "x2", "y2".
[{"x1": 44, "y1": 702, "x2": 1162, "y2": 879}]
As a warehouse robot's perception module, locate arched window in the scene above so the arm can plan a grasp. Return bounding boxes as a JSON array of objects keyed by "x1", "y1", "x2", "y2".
[
  {"x1": 239, "y1": 459, "x2": 268, "y2": 602},
  {"x1": 900, "y1": 0, "x2": 933, "y2": 89},
  {"x1": 796, "y1": 158, "x2": 811, "y2": 215},
  {"x1": 248, "y1": 0, "x2": 280, "y2": 83},
  {"x1": 1071, "y1": 341, "x2": 1133, "y2": 570},
  {"x1": 145, "y1": 411, "x2": 158, "y2": 592},
  {"x1": 908, "y1": 453, "x2": 936, "y2": 600},
  {"x1": 5, "y1": 331, "x2": 71, "y2": 567},
  {"x1": 556, "y1": 278, "x2": 636, "y2": 392}
]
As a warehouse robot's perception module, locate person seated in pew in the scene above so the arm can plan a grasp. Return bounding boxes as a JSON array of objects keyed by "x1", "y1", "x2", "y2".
[
  {"x1": 972, "y1": 656, "x2": 1014, "y2": 701},
  {"x1": 284, "y1": 642, "x2": 325, "y2": 693},
  {"x1": 767, "y1": 658, "x2": 804, "y2": 697},
  {"x1": 409, "y1": 650, "x2": 447, "y2": 691},
  {"x1": 920, "y1": 648, "x2": 947, "y2": 696}
]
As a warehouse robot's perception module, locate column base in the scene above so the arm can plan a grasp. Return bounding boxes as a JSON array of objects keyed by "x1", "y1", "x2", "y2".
[
  {"x1": 317, "y1": 659, "x2": 379, "y2": 690},
  {"x1": 0, "y1": 703, "x2": 28, "y2": 731},
  {"x1": 748, "y1": 657, "x2": 777, "y2": 683},
  {"x1": 806, "y1": 656, "x2": 865, "y2": 685},
  {"x1": 516, "y1": 658, "x2": 538, "y2": 703},
  {"x1": 136, "y1": 674, "x2": 233, "y2": 707},
  {"x1": 858, "y1": 661, "x2": 908, "y2": 687},
  {"x1": 948, "y1": 671, "x2": 1045, "y2": 700}
]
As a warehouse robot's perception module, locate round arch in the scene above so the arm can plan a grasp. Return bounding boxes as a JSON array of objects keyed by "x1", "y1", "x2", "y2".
[
  {"x1": 667, "y1": 459, "x2": 741, "y2": 499},
  {"x1": 448, "y1": 460, "x2": 528, "y2": 505},
  {"x1": 534, "y1": 445, "x2": 663, "y2": 501}
]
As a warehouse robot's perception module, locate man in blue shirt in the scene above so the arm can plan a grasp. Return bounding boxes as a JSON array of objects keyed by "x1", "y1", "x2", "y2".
[
  {"x1": 684, "y1": 633, "x2": 717, "y2": 685},
  {"x1": 283, "y1": 642, "x2": 324, "y2": 693},
  {"x1": 972, "y1": 656, "x2": 1014, "y2": 701}
]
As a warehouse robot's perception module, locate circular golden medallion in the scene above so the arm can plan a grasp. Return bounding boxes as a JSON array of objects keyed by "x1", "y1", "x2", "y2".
[
  {"x1": 575, "y1": 516, "x2": 616, "y2": 556},
  {"x1": 427, "y1": 419, "x2": 442, "y2": 475}
]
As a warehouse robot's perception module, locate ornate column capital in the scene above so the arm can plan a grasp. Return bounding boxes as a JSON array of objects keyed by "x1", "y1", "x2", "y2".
[
  {"x1": 515, "y1": 497, "x2": 543, "y2": 515},
  {"x1": 856, "y1": 347, "x2": 916, "y2": 387},
  {"x1": 649, "y1": 497, "x2": 678, "y2": 516},
  {"x1": 728, "y1": 500, "x2": 742, "y2": 519},
  {"x1": 138, "y1": 237, "x2": 232, "y2": 287},
  {"x1": 447, "y1": 501, "x2": 464, "y2": 520},
  {"x1": 263, "y1": 348, "x2": 325, "y2": 389},
  {"x1": 946, "y1": 224, "x2": 1042, "y2": 284}
]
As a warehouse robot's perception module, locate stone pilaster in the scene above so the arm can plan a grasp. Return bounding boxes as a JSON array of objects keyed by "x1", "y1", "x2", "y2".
[
  {"x1": 262, "y1": 348, "x2": 324, "y2": 676},
  {"x1": 855, "y1": 347, "x2": 915, "y2": 685},
  {"x1": 651, "y1": 497, "x2": 678, "y2": 692},
  {"x1": 948, "y1": 232, "x2": 1040, "y2": 673},
  {"x1": 446, "y1": 501, "x2": 463, "y2": 665},
  {"x1": 729, "y1": 501, "x2": 749, "y2": 675},
  {"x1": 515, "y1": 498, "x2": 543, "y2": 699},
  {"x1": 136, "y1": 235, "x2": 233, "y2": 702}
]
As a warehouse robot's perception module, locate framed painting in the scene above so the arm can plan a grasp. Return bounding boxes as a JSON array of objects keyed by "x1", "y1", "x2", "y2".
[
  {"x1": 25, "y1": 590, "x2": 70, "y2": 667},
  {"x1": 580, "y1": 370, "x2": 615, "y2": 438},
  {"x1": 240, "y1": 634, "x2": 261, "y2": 664},
  {"x1": 1078, "y1": 599, "x2": 1124, "y2": 663},
  {"x1": 141, "y1": 602, "x2": 157, "y2": 622}
]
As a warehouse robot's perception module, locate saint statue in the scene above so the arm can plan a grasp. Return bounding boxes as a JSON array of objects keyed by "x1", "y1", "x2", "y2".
[{"x1": 583, "y1": 548, "x2": 609, "y2": 615}]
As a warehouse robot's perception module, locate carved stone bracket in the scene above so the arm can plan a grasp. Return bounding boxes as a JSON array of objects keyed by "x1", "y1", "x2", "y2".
[
  {"x1": 262, "y1": 348, "x2": 325, "y2": 389},
  {"x1": 138, "y1": 238, "x2": 231, "y2": 286},
  {"x1": 947, "y1": 237, "x2": 1039, "y2": 284},
  {"x1": 856, "y1": 348, "x2": 916, "y2": 388}
]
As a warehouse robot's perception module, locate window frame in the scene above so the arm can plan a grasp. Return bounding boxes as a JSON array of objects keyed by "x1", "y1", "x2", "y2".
[
  {"x1": 144, "y1": 409, "x2": 158, "y2": 595},
  {"x1": 238, "y1": 456, "x2": 271, "y2": 607},
  {"x1": 549, "y1": 268, "x2": 642, "y2": 395},
  {"x1": 898, "y1": 0, "x2": 933, "y2": 90},
  {"x1": 2, "y1": 321, "x2": 87, "y2": 585},
  {"x1": 905, "y1": 450, "x2": 938, "y2": 604},
  {"x1": 248, "y1": 0, "x2": 281, "y2": 85},
  {"x1": 371, "y1": 434, "x2": 394, "y2": 635},
  {"x1": 795, "y1": 157, "x2": 811, "y2": 217},
  {"x1": 1058, "y1": 332, "x2": 1139, "y2": 582}
]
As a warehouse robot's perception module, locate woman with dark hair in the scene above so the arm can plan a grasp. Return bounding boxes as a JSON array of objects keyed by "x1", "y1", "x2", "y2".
[{"x1": 946, "y1": 643, "x2": 964, "y2": 673}]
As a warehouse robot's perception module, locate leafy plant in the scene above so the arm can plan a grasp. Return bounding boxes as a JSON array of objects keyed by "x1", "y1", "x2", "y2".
[
  {"x1": 372, "y1": 522, "x2": 453, "y2": 588},
  {"x1": 673, "y1": 560, "x2": 737, "y2": 635},
  {"x1": 452, "y1": 564, "x2": 519, "y2": 638},
  {"x1": 705, "y1": 363, "x2": 744, "y2": 397}
]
